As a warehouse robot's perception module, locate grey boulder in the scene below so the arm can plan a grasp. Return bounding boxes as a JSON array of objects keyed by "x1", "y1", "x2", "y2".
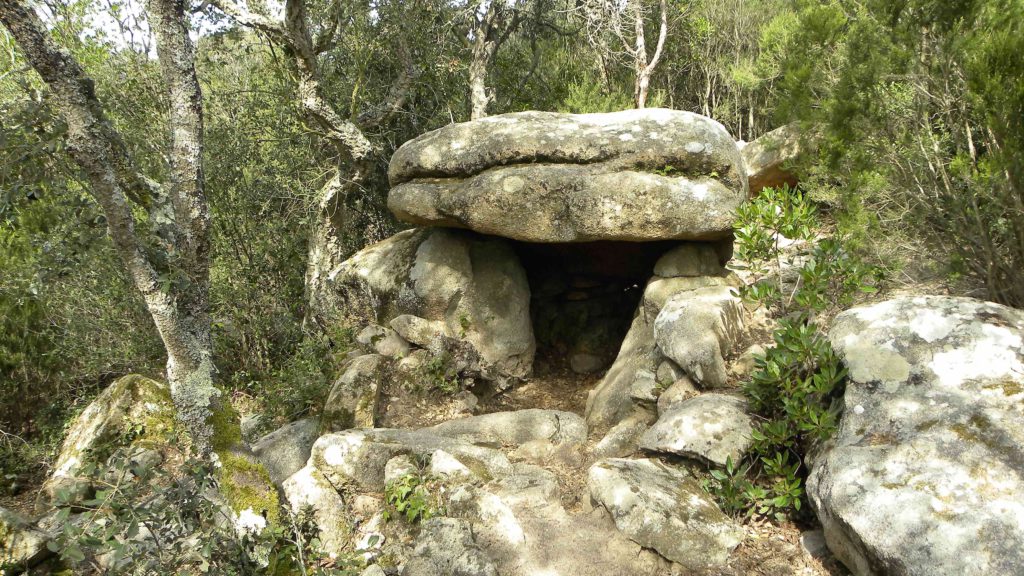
[
  {"x1": 324, "y1": 228, "x2": 534, "y2": 385},
  {"x1": 653, "y1": 286, "x2": 744, "y2": 388},
  {"x1": 323, "y1": 354, "x2": 387, "y2": 431},
  {"x1": 809, "y1": 296, "x2": 1024, "y2": 576},
  {"x1": 252, "y1": 418, "x2": 320, "y2": 487}
]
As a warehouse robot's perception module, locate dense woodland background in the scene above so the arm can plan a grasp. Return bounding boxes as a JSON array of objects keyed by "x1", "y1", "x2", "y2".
[{"x1": 2, "y1": 0, "x2": 1022, "y2": 495}]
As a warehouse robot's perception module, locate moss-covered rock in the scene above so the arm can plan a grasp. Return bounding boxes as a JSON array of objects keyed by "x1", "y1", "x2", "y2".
[{"x1": 40, "y1": 374, "x2": 175, "y2": 507}]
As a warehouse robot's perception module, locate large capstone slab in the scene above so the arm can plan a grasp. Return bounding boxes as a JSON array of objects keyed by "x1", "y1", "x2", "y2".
[
  {"x1": 388, "y1": 109, "x2": 747, "y2": 243},
  {"x1": 810, "y1": 296, "x2": 1024, "y2": 576}
]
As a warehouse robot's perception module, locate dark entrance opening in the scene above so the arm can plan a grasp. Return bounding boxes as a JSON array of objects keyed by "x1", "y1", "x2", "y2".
[{"x1": 511, "y1": 240, "x2": 677, "y2": 375}]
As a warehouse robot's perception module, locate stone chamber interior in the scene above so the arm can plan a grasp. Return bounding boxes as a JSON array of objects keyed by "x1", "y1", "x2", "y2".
[{"x1": 511, "y1": 240, "x2": 678, "y2": 376}]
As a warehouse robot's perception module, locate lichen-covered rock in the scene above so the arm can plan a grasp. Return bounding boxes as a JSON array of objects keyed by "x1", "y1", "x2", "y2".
[
  {"x1": 810, "y1": 296, "x2": 1024, "y2": 576},
  {"x1": 1, "y1": 506, "x2": 52, "y2": 572},
  {"x1": 282, "y1": 464, "x2": 351, "y2": 557},
  {"x1": 357, "y1": 324, "x2": 411, "y2": 359},
  {"x1": 640, "y1": 393, "x2": 753, "y2": 466},
  {"x1": 401, "y1": 517, "x2": 498, "y2": 576},
  {"x1": 641, "y1": 273, "x2": 740, "y2": 320},
  {"x1": 741, "y1": 123, "x2": 803, "y2": 195},
  {"x1": 656, "y1": 376, "x2": 698, "y2": 415},
  {"x1": 591, "y1": 413, "x2": 654, "y2": 459},
  {"x1": 588, "y1": 458, "x2": 742, "y2": 570},
  {"x1": 41, "y1": 374, "x2": 175, "y2": 506},
  {"x1": 324, "y1": 228, "x2": 534, "y2": 385},
  {"x1": 252, "y1": 418, "x2": 320, "y2": 487},
  {"x1": 388, "y1": 109, "x2": 747, "y2": 243},
  {"x1": 324, "y1": 354, "x2": 387, "y2": 431},
  {"x1": 653, "y1": 286, "x2": 744, "y2": 388},
  {"x1": 310, "y1": 428, "x2": 516, "y2": 492}
]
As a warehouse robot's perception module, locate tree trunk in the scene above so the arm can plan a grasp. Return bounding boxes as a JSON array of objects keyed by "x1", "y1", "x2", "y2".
[
  {"x1": 469, "y1": 1, "x2": 503, "y2": 120},
  {"x1": 632, "y1": 0, "x2": 667, "y2": 109},
  {"x1": 1, "y1": 0, "x2": 279, "y2": 530}
]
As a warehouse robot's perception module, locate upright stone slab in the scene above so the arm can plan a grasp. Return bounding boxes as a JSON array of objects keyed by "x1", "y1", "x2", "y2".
[
  {"x1": 388, "y1": 109, "x2": 747, "y2": 243},
  {"x1": 323, "y1": 227, "x2": 534, "y2": 385}
]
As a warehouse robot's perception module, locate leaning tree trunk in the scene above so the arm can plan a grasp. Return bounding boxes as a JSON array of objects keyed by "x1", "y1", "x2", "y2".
[{"x1": 0, "y1": 0, "x2": 277, "y2": 530}]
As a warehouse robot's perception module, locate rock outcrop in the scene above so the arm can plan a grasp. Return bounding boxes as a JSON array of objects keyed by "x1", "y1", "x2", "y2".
[
  {"x1": 1, "y1": 507, "x2": 52, "y2": 572},
  {"x1": 389, "y1": 109, "x2": 748, "y2": 243},
  {"x1": 810, "y1": 296, "x2": 1024, "y2": 576},
  {"x1": 639, "y1": 393, "x2": 753, "y2": 466},
  {"x1": 324, "y1": 227, "x2": 535, "y2": 385},
  {"x1": 741, "y1": 123, "x2": 803, "y2": 195}
]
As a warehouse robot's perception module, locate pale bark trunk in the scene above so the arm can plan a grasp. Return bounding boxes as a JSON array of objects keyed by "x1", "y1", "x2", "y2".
[
  {"x1": 0, "y1": 0, "x2": 226, "y2": 453},
  {"x1": 632, "y1": 0, "x2": 667, "y2": 109},
  {"x1": 469, "y1": 1, "x2": 503, "y2": 120}
]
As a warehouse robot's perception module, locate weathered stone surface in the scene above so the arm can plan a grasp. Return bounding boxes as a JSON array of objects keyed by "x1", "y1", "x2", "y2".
[
  {"x1": 252, "y1": 418, "x2": 320, "y2": 487},
  {"x1": 588, "y1": 458, "x2": 742, "y2": 570},
  {"x1": 653, "y1": 243, "x2": 726, "y2": 277},
  {"x1": 311, "y1": 428, "x2": 516, "y2": 492},
  {"x1": 326, "y1": 228, "x2": 534, "y2": 384},
  {"x1": 585, "y1": 311, "x2": 661, "y2": 435},
  {"x1": 742, "y1": 123, "x2": 803, "y2": 195},
  {"x1": 282, "y1": 464, "x2": 351, "y2": 557},
  {"x1": 1, "y1": 506, "x2": 52, "y2": 571},
  {"x1": 357, "y1": 324, "x2": 411, "y2": 359},
  {"x1": 324, "y1": 354, "x2": 387, "y2": 431},
  {"x1": 810, "y1": 296, "x2": 1024, "y2": 576},
  {"x1": 641, "y1": 273, "x2": 739, "y2": 320},
  {"x1": 657, "y1": 376, "x2": 699, "y2": 415},
  {"x1": 654, "y1": 286, "x2": 744, "y2": 388},
  {"x1": 388, "y1": 109, "x2": 747, "y2": 243},
  {"x1": 41, "y1": 374, "x2": 174, "y2": 505},
  {"x1": 402, "y1": 517, "x2": 498, "y2": 576},
  {"x1": 427, "y1": 409, "x2": 586, "y2": 465},
  {"x1": 640, "y1": 393, "x2": 753, "y2": 466},
  {"x1": 591, "y1": 413, "x2": 654, "y2": 459}
]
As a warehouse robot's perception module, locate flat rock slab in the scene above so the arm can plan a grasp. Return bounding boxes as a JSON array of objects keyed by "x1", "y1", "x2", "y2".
[
  {"x1": 388, "y1": 109, "x2": 747, "y2": 243},
  {"x1": 810, "y1": 296, "x2": 1024, "y2": 576},
  {"x1": 588, "y1": 458, "x2": 742, "y2": 571},
  {"x1": 640, "y1": 393, "x2": 753, "y2": 466}
]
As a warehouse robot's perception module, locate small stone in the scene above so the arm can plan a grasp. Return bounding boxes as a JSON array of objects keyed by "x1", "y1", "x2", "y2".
[
  {"x1": 657, "y1": 376, "x2": 698, "y2": 415},
  {"x1": 570, "y1": 352, "x2": 606, "y2": 374},
  {"x1": 384, "y1": 455, "x2": 418, "y2": 484},
  {"x1": 628, "y1": 369, "x2": 659, "y2": 403},
  {"x1": 800, "y1": 530, "x2": 829, "y2": 559},
  {"x1": 656, "y1": 359, "x2": 685, "y2": 386}
]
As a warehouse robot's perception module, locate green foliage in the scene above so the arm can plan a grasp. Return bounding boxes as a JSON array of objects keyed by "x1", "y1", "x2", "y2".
[
  {"x1": 419, "y1": 352, "x2": 460, "y2": 395},
  {"x1": 708, "y1": 185, "x2": 876, "y2": 520},
  {"x1": 383, "y1": 470, "x2": 442, "y2": 525},
  {"x1": 776, "y1": 0, "x2": 1024, "y2": 305},
  {"x1": 45, "y1": 455, "x2": 361, "y2": 575},
  {"x1": 733, "y1": 184, "x2": 879, "y2": 318}
]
